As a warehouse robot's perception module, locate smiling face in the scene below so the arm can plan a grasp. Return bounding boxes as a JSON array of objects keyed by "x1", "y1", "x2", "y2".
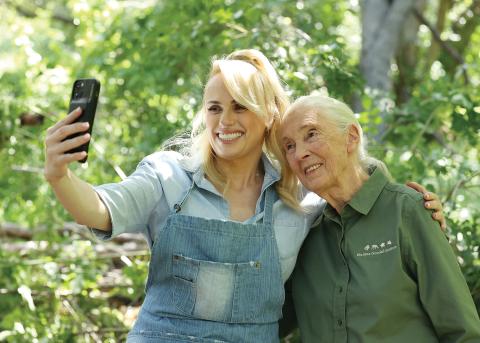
[
  {"x1": 204, "y1": 74, "x2": 267, "y2": 164},
  {"x1": 281, "y1": 108, "x2": 350, "y2": 195}
]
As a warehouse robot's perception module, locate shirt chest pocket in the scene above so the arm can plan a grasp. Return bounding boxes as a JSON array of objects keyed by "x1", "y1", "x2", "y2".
[{"x1": 171, "y1": 254, "x2": 263, "y2": 323}]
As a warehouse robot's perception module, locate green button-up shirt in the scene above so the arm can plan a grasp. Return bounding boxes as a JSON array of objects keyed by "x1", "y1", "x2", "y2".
[{"x1": 291, "y1": 168, "x2": 480, "y2": 343}]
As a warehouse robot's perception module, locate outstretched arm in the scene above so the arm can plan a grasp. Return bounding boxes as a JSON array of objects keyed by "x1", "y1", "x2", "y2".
[{"x1": 44, "y1": 107, "x2": 111, "y2": 230}]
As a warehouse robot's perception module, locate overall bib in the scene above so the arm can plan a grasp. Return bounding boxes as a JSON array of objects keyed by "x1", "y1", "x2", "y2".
[{"x1": 127, "y1": 182, "x2": 285, "y2": 343}]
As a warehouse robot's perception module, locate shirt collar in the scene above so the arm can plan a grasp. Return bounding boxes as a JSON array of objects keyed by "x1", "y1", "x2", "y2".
[
  {"x1": 188, "y1": 153, "x2": 280, "y2": 195},
  {"x1": 320, "y1": 167, "x2": 388, "y2": 224},
  {"x1": 261, "y1": 154, "x2": 281, "y2": 187},
  {"x1": 347, "y1": 167, "x2": 388, "y2": 215}
]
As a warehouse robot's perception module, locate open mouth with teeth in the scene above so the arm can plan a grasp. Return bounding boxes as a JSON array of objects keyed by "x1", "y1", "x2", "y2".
[
  {"x1": 217, "y1": 131, "x2": 244, "y2": 142},
  {"x1": 304, "y1": 163, "x2": 324, "y2": 175}
]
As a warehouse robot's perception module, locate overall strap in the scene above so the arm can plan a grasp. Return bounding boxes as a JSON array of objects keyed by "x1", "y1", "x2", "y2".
[
  {"x1": 173, "y1": 178, "x2": 196, "y2": 213},
  {"x1": 262, "y1": 185, "x2": 276, "y2": 227},
  {"x1": 151, "y1": 180, "x2": 195, "y2": 245}
]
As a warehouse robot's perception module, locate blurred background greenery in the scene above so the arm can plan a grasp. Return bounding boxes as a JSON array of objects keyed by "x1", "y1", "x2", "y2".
[{"x1": 0, "y1": 0, "x2": 478, "y2": 342}]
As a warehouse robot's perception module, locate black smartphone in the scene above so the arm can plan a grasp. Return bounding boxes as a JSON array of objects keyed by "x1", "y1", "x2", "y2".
[{"x1": 65, "y1": 78, "x2": 100, "y2": 163}]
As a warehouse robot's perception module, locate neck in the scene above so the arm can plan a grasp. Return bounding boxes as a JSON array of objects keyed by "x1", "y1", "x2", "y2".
[
  {"x1": 215, "y1": 151, "x2": 264, "y2": 190},
  {"x1": 320, "y1": 163, "x2": 369, "y2": 214}
]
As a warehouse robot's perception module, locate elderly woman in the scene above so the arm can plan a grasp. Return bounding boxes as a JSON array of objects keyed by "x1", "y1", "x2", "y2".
[{"x1": 280, "y1": 95, "x2": 480, "y2": 343}]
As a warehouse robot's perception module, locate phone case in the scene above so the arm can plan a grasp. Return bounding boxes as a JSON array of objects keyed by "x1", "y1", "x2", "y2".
[{"x1": 65, "y1": 78, "x2": 100, "y2": 163}]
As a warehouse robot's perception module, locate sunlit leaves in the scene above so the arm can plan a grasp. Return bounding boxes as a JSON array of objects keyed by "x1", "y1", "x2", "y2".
[{"x1": 1, "y1": 0, "x2": 479, "y2": 340}]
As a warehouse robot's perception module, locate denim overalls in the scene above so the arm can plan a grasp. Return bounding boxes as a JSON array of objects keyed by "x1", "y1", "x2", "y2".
[{"x1": 127, "y1": 181, "x2": 285, "y2": 343}]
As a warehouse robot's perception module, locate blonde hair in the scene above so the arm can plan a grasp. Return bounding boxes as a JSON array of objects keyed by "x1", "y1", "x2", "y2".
[
  {"x1": 281, "y1": 95, "x2": 392, "y2": 183},
  {"x1": 187, "y1": 49, "x2": 300, "y2": 210}
]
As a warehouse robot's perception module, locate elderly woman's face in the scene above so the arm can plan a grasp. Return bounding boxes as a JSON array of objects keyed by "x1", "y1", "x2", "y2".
[{"x1": 281, "y1": 109, "x2": 348, "y2": 194}]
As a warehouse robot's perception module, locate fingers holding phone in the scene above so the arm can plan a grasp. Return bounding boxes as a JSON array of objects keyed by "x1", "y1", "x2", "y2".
[
  {"x1": 50, "y1": 108, "x2": 91, "y2": 155},
  {"x1": 48, "y1": 104, "x2": 83, "y2": 132},
  {"x1": 44, "y1": 107, "x2": 91, "y2": 183},
  {"x1": 44, "y1": 78, "x2": 100, "y2": 183}
]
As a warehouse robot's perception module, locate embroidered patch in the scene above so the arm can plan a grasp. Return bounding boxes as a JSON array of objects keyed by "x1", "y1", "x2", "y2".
[{"x1": 356, "y1": 240, "x2": 398, "y2": 257}]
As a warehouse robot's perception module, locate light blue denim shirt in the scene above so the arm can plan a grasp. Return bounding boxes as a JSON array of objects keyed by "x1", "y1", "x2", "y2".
[{"x1": 91, "y1": 151, "x2": 324, "y2": 282}]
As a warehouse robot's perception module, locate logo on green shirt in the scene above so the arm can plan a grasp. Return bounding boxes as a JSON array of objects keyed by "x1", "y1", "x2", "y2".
[{"x1": 357, "y1": 240, "x2": 398, "y2": 257}]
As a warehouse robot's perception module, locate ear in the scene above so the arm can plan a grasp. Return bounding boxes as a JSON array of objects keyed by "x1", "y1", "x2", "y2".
[
  {"x1": 346, "y1": 124, "x2": 360, "y2": 153},
  {"x1": 265, "y1": 116, "x2": 275, "y2": 131}
]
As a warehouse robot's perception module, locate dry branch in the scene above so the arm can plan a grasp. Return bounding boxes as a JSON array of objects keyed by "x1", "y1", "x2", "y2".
[
  {"x1": 444, "y1": 171, "x2": 480, "y2": 203},
  {"x1": 0, "y1": 240, "x2": 148, "y2": 261},
  {"x1": 413, "y1": 8, "x2": 464, "y2": 65},
  {"x1": 413, "y1": 8, "x2": 469, "y2": 84},
  {"x1": 0, "y1": 221, "x2": 147, "y2": 245},
  {"x1": 3, "y1": 0, "x2": 75, "y2": 25}
]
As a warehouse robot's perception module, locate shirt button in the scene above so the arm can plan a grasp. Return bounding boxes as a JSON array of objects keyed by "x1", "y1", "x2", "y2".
[
  {"x1": 338, "y1": 287, "x2": 343, "y2": 293},
  {"x1": 337, "y1": 319, "x2": 343, "y2": 326}
]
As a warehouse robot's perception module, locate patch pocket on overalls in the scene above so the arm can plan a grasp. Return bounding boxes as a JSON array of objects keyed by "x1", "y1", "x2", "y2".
[{"x1": 172, "y1": 254, "x2": 254, "y2": 322}]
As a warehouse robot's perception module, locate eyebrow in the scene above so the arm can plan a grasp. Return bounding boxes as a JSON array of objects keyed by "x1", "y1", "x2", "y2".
[
  {"x1": 281, "y1": 123, "x2": 318, "y2": 140},
  {"x1": 299, "y1": 124, "x2": 313, "y2": 130},
  {"x1": 206, "y1": 100, "x2": 241, "y2": 105}
]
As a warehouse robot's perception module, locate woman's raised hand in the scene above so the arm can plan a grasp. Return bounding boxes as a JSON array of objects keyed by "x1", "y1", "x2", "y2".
[{"x1": 44, "y1": 107, "x2": 90, "y2": 183}]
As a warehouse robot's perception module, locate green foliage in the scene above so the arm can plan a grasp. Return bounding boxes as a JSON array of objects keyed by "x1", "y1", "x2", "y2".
[{"x1": 0, "y1": 0, "x2": 478, "y2": 341}]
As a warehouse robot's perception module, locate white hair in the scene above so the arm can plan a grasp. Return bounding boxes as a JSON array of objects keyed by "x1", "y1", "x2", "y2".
[{"x1": 283, "y1": 95, "x2": 392, "y2": 178}]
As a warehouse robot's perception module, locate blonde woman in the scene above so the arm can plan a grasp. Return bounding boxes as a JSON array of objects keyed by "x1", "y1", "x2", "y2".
[
  {"x1": 280, "y1": 95, "x2": 480, "y2": 342},
  {"x1": 44, "y1": 50, "x2": 444, "y2": 343}
]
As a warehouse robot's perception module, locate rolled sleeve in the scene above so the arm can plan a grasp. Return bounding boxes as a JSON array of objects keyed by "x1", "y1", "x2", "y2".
[{"x1": 89, "y1": 159, "x2": 164, "y2": 240}]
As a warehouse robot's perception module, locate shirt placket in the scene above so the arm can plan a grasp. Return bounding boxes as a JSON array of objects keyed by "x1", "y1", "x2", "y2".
[{"x1": 333, "y1": 216, "x2": 349, "y2": 343}]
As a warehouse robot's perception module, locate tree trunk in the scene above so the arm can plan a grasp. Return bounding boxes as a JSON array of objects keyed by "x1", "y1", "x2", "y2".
[
  {"x1": 360, "y1": 0, "x2": 417, "y2": 140},
  {"x1": 360, "y1": 0, "x2": 416, "y2": 93},
  {"x1": 427, "y1": 0, "x2": 454, "y2": 66},
  {"x1": 394, "y1": 0, "x2": 427, "y2": 105}
]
